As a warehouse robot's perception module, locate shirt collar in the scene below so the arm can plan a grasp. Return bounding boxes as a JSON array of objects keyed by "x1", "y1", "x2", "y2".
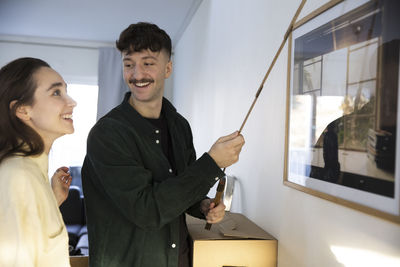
[
  {"x1": 117, "y1": 92, "x2": 178, "y2": 131},
  {"x1": 121, "y1": 92, "x2": 176, "y2": 112}
]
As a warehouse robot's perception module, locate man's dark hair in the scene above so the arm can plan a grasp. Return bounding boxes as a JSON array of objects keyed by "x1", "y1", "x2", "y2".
[{"x1": 116, "y1": 22, "x2": 172, "y2": 59}]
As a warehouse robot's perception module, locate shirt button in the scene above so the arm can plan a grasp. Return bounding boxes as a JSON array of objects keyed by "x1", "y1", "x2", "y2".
[
  {"x1": 156, "y1": 140, "x2": 160, "y2": 144},
  {"x1": 155, "y1": 130, "x2": 160, "y2": 134},
  {"x1": 171, "y1": 243, "x2": 176, "y2": 248},
  {"x1": 169, "y1": 169, "x2": 173, "y2": 173}
]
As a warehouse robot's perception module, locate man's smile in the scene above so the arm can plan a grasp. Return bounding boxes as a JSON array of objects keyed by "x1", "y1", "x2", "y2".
[{"x1": 129, "y1": 79, "x2": 154, "y2": 88}]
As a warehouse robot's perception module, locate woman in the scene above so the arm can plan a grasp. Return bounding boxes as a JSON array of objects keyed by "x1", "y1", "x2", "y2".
[{"x1": 0, "y1": 57, "x2": 77, "y2": 266}]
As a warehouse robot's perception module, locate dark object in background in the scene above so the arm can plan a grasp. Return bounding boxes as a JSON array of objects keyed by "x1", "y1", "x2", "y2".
[
  {"x1": 367, "y1": 128, "x2": 395, "y2": 172},
  {"x1": 59, "y1": 185, "x2": 88, "y2": 256}
]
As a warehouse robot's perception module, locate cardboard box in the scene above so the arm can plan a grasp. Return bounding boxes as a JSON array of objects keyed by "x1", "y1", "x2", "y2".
[
  {"x1": 187, "y1": 212, "x2": 277, "y2": 267},
  {"x1": 70, "y1": 256, "x2": 89, "y2": 267}
]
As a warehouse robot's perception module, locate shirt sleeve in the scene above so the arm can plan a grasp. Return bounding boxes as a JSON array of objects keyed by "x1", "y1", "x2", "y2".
[{"x1": 84, "y1": 119, "x2": 225, "y2": 230}]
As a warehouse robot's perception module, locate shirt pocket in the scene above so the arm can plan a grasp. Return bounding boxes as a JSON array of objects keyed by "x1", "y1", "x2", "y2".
[
  {"x1": 45, "y1": 219, "x2": 67, "y2": 254},
  {"x1": 42, "y1": 202, "x2": 67, "y2": 252},
  {"x1": 47, "y1": 220, "x2": 64, "y2": 238}
]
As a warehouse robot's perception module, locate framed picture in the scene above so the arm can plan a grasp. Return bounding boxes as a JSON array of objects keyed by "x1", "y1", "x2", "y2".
[{"x1": 284, "y1": 0, "x2": 400, "y2": 223}]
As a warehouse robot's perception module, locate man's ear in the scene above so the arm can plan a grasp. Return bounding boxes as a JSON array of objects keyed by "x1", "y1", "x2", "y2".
[
  {"x1": 165, "y1": 60, "x2": 172, "y2": 79},
  {"x1": 10, "y1": 100, "x2": 30, "y2": 121}
]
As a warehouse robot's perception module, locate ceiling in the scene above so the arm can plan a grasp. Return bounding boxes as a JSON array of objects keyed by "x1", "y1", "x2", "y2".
[{"x1": 0, "y1": 0, "x2": 202, "y2": 47}]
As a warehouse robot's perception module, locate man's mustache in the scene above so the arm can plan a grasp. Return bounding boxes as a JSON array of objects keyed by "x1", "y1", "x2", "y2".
[{"x1": 129, "y1": 79, "x2": 154, "y2": 84}]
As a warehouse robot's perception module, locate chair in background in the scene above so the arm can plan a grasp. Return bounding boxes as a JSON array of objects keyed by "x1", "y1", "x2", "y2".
[
  {"x1": 59, "y1": 172, "x2": 88, "y2": 255},
  {"x1": 69, "y1": 166, "x2": 83, "y2": 196}
]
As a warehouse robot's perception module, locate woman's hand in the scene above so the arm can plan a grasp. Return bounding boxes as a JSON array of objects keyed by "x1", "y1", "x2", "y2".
[{"x1": 51, "y1": 166, "x2": 72, "y2": 206}]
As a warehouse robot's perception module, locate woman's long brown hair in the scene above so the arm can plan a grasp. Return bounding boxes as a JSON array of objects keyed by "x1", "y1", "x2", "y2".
[{"x1": 0, "y1": 57, "x2": 50, "y2": 163}]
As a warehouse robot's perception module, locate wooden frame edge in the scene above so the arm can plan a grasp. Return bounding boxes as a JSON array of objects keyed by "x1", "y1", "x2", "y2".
[
  {"x1": 283, "y1": 0, "x2": 400, "y2": 225},
  {"x1": 294, "y1": 0, "x2": 344, "y2": 30}
]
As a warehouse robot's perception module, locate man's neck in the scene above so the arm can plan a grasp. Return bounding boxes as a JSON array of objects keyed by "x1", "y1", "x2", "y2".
[{"x1": 129, "y1": 96, "x2": 162, "y2": 119}]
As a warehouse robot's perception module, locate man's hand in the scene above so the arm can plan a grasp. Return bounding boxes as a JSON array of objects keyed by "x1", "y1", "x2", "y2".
[
  {"x1": 208, "y1": 131, "x2": 245, "y2": 168},
  {"x1": 51, "y1": 166, "x2": 72, "y2": 206},
  {"x1": 201, "y1": 198, "x2": 226, "y2": 224}
]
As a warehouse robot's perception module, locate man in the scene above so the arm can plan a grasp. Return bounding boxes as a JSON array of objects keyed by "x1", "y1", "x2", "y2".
[{"x1": 82, "y1": 22, "x2": 245, "y2": 267}]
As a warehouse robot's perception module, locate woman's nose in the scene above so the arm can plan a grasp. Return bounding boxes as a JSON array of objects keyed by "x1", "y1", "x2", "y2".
[{"x1": 66, "y1": 95, "x2": 77, "y2": 107}]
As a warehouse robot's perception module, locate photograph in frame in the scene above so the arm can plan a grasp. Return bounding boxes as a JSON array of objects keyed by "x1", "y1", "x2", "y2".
[{"x1": 284, "y1": 0, "x2": 400, "y2": 223}]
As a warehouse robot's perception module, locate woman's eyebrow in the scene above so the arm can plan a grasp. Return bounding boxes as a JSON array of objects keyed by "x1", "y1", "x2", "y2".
[{"x1": 46, "y1": 82, "x2": 65, "y2": 91}]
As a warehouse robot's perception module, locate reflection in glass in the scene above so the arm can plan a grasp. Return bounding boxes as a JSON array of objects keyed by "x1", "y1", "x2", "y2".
[
  {"x1": 315, "y1": 96, "x2": 343, "y2": 143},
  {"x1": 348, "y1": 40, "x2": 378, "y2": 84},
  {"x1": 288, "y1": 0, "x2": 398, "y2": 198},
  {"x1": 303, "y1": 60, "x2": 322, "y2": 92},
  {"x1": 321, "y1": 48, "x2": 347, "y2": 96},
  {"x1": 289, "y1": 95, "x2": 313, "y2": 149}
]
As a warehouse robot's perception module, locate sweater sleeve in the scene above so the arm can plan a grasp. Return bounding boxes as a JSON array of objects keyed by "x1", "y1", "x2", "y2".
[
  {"x1": 0, "y1": 169, "x2": 41, "y2": 267},
  {"x1": 184, "y1": 128, "x2": 209, "y2": 219},
  {"x1": 83, "y1": 119, "x2": 225, "y2": 230}
]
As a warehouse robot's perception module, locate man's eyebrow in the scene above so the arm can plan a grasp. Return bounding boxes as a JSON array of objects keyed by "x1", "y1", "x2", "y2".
[
  {"x1": 142, "y1": 56, "x2": 157, "y2": 60},
  {"x1": 122, "y1": 55, "x2": 158, "y2": 61},
  {"x1": 46, "y1": 82, "x2": 64, "y2": 91}
]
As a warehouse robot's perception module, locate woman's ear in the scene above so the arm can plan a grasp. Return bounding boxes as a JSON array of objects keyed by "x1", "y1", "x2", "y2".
[{"x1": 10, "y1": 100, "x2": 30, "y2": 121}]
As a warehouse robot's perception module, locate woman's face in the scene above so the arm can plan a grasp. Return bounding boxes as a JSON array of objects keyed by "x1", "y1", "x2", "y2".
[{"x1": 23, "y1": 67, "x2": 77, "y2": 148}]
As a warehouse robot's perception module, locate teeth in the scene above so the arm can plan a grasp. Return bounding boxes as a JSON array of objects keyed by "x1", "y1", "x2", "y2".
[
  {"x1": 62, "y1": 114, "x2": 73, "y2": 119},
  {"x1": 135, "y1": 82, "x2": 150, "y2": 87}
]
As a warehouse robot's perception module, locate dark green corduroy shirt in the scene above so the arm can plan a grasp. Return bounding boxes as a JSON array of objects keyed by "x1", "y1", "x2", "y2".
[{"x1": 82, "y1": 93, "x2": 224, "y2": 267}]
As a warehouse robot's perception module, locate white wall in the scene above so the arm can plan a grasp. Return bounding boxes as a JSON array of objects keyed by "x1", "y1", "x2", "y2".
[
  {"x1": 173, "y1": 0, "x2": 400, "y2": 266},
  {"x1": 0, "y1": 36, "x2": 176, "y2": 108}
]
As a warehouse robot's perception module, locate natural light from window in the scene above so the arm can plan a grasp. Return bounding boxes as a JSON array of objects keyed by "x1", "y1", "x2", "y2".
[
  {"x1": 48, "y1": 84, "x2": 98, "y2": 175},
  {"x1": 331, "y1": 245, "x2": 400, "y2": 267}
]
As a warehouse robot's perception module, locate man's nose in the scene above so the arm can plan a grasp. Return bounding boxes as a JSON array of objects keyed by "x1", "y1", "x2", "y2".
[{"x1": 128, "y1": 65, "x2": 146, "y2": 79}]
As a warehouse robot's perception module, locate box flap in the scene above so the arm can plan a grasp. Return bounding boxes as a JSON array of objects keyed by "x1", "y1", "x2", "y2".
[
  {"x1": 70, "y1": 256, "x2": 88, "y2": 267},
  {"x1": 187, "y1": 212, "x2": 276, "y2": 240}
]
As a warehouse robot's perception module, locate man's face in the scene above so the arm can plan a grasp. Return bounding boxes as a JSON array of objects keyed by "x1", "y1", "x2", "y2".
[{"x1": 122, "y1": 48, "x2": 172, "y2": 106}]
